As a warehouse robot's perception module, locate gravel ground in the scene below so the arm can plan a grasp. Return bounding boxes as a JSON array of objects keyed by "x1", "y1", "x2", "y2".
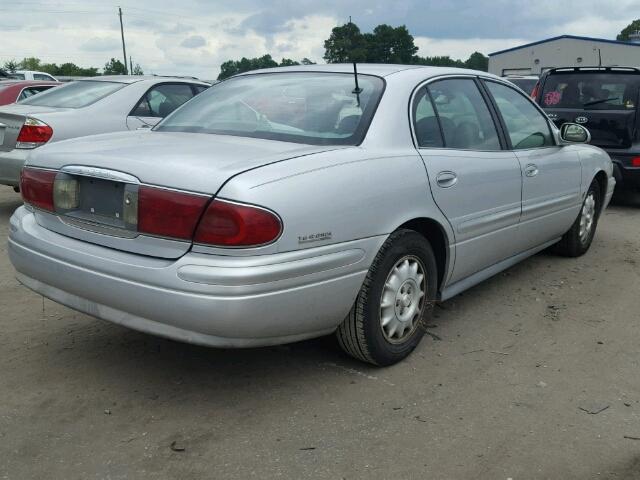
[{"x1": 1, "y1": 186, "x2": 640, "y2": 480}]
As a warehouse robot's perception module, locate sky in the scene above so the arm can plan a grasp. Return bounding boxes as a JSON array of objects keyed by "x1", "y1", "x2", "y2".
[{"x1": 1, "y1": 0, "x2": 639, "y2": 79}]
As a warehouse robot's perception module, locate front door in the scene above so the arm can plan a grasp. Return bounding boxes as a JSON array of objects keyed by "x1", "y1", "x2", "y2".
[
  {"x1": 414, "y1": 78, "x2": 523, "y2": 284},
  {"x1": 483, "y1": 80, "x2": 582, "y2": 250}
]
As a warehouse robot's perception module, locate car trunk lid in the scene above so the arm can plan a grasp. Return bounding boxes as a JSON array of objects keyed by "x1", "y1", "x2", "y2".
[{"x1": 26, "y1": 130, "x2": 346, "y2": 258}]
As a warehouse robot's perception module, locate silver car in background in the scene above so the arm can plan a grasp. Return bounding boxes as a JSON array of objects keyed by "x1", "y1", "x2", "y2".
[
  {"x1": 0, "y1": 76, "x2": 209, "y2": 187},
  {"x1": 8, "y1": 65, "x2": 615, "y2": 365}
]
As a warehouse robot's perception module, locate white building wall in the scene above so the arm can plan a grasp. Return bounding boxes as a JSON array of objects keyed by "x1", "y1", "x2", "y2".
[{"x1": 489, "y1": 37, "x2": 640, "y2": 76}]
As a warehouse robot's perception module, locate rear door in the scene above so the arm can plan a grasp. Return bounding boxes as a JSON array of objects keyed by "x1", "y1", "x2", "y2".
[
  {"x1": 126, "y1": 83, "x2": 198, "y2": 130},
  {"x1": 538, "y1": 70, "x2": 640, "y2": 149},
  {"x1": 414, "y1": 77, "x2": 523, "y2": 284},
  {"x1": 484, "y1": 79, "x2": 582, "y2": 250}
]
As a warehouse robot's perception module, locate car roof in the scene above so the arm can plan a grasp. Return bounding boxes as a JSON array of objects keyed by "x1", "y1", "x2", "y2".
[
  {"x1": 236, "y1": 63, "x2": 498, "y2": 79},
  {"x1": 0, "y1": 80, "x2": 60, "y2": 86},
  {"x1": 82, "y1": 75, "x2": 209, "y2": 85}
]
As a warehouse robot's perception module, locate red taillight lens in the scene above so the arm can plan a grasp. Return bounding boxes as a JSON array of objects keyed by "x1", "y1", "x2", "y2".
[
  {"x1": 20, "y1": 167, "x2": 56, "y2": 211},
  {"x1": 137, "y1": 186, "x2": 209, "y2": 240},
  {"x1": 194, "y1": 199, "x2": 282, "y2": 247},
  {"x1": 530, "y1": 82, "x2": 539, "y2": 100},
  {"x1": 632, "y1": 156, "x2": 640, "y2": 167},
  {"x1": 16, "y1": 118, "x2": 53, "y2": 149}
]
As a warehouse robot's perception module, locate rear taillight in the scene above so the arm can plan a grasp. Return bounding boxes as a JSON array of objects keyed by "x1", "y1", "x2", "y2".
[
  {"x1": 194, "y1": 199, "x2": 282, "y2": 247},
  {"x1": 16, "y1": 118, "x2": 53, "y2": 149},
  {"x1": 137, "y1": 186, "x2": 209, "y2": 240},
  {"x1": 530, "y1": 82, "x2": 539, "y2": 100},
  {"x1": 632, "y1": 156, "x2": 640, "y2": 167},
  {"x1": 20, "y1": 167, "x2": 56, "y2": 211}
]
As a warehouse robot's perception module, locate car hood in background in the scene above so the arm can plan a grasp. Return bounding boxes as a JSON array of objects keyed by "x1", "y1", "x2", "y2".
[{"x1": 26, "y1": 130, "x2": 348, "y2": 194}]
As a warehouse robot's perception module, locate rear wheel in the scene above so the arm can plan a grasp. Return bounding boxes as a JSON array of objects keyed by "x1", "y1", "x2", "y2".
[
  {"x1": 336, "y1": 229, "x2": 437, "y2": 366},
  {"x1": 554, "y1": 179, "x2": 601, "y2": 257}
]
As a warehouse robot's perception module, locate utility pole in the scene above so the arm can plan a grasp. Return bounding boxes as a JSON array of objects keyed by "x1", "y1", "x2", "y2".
[
  {"x1": 118, "y1": 7, "x2": 128, "y2": 75},
  {"x1": 129, "y1": 55, "x2": 133, "y2": 75}
]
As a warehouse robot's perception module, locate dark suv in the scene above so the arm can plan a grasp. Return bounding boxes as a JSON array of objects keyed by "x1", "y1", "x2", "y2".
[{"x1": 534, "y1": 66, "x2": 640, "y2": 192}]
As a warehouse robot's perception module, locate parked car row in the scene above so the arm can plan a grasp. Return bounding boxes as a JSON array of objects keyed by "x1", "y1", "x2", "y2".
[
  {"x1": 5, "y1": 64, "x2": 615, "y2": 366},
  {"x1": 0, "y1": 75, "x2": 209, "y2": 188}
]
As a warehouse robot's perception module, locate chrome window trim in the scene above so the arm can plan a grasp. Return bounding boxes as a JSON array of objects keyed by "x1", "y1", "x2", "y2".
[{"x1": 409, "y1": 74, "x2": 506, "y2": 153}]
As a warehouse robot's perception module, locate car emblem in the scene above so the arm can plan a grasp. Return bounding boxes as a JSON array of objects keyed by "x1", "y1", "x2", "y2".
[
  {"x1": 546, "y1": 113, "x2": 558, "y2": 119},
  {"x1": 575, "y1": 116, "x2": 588, "y2": 124}
]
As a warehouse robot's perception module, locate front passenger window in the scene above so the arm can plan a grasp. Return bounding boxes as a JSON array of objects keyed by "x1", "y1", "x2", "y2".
[{"x1": 485, "y1": 81, "x2": 554, "y2": 150}]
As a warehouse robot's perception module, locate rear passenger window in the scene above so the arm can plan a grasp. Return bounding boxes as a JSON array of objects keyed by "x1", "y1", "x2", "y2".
[
  {"x1": 427, "y1": 78, "x2": 501, "y2": 150},
  {"x1": 413, "y1": 88, "x2": 443, "y2": 148},
  {"x1": 485, "y1": 81, "x2": 554, "y2": 149},
  {"x1": 131, "y1": 83, "x2": 195, "y2": 118}
]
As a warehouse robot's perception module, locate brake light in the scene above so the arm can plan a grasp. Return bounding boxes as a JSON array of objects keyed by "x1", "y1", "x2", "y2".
[
  {"x1": 137, "y1": 186, "x2": 209, "y2": 240},
  {"x1": 530, "y1": 82, "x2": 539, "y2": 100},
  {"x1": 194, "y1": 199, "x2": 282, "y2": 247},
  {"x1": 20, "y1": 167, "x2": 56, "y2": 211},
  {"x1": 16, "y1": 118, "x2": 53, "y2": 149},
  {"x1": 632, "y1": 156, "x2": 640, "y2": 167}
]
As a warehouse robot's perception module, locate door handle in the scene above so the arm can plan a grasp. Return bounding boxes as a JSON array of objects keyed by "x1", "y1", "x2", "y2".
[
  {"x1": 524, "y1": 164, "x2": 539, "y2": 177},
  {"x1": 436, "y1": 171, "x2": 458, "y2": 188}
]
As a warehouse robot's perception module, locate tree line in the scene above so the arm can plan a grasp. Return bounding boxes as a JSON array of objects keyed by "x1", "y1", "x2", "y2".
[
  {"x1": 217, "y1": 21, "x2": 489, "y2": 80},
  {"x1": 3, "y1": 18, "x2": 639, "y2": 80},
  {"x1": 1, "y1": 57, "x2": 143, "y2": 77}
]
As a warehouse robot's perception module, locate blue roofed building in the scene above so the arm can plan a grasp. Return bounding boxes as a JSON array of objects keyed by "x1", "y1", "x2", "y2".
[{"x1": 488, "y1": 35, "x2": 640, "y2": 77}]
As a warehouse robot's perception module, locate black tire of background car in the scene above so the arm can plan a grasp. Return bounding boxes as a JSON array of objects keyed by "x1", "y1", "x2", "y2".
[
  {"x1": 553, "y1": 179, "x2": 601, "y2": 257},
  {"x1": 336, "y1": 229, "x2": 437, "y2": 366}
]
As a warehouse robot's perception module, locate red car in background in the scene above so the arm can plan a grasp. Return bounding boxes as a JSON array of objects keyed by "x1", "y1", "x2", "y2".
[{"x1": 0, "y1": 80, "x2": 61, "y2": 106}]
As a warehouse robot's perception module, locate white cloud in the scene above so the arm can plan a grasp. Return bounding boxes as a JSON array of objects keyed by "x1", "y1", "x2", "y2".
[
  {"x1": 80, "y1": 37, "x2": 123, "y2": 52},
  {"x1": 180, "y1": 35, "x2": 207, "y2": 49}
]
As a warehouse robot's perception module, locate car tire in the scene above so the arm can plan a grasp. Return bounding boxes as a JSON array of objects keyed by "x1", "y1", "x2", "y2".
[
  {"x1": 554, "y1": 179, "x2": 601, "y2": 257},
  {"x1": 336, "y1": 229, "x2": 437, "y2": 366}
]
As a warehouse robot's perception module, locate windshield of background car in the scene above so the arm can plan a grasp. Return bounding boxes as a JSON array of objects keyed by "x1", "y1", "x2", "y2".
[
  {"x1": 541, "y1": 72, "x2": 640, "y2": 110},
  {"x1": 155, "y1": 72, "x2": 385, "y2": 145},
  {"x1": 19, "y1": 80, "x2": 125, "y2": 108}
]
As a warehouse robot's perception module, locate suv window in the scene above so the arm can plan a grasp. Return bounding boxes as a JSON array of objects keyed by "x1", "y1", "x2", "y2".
[
  {"x1": 486, "y1": 81, "x2": 554, "y2": 150},
  {"x1": 33, "y1": 73, "x2": 54, "y2": 81},
  {"x1": 413, "y1": 88, "x2": 443, "y2": 148},
  {"x1": 541, "y1": 72, "x2": 640, "y2": 110},
  {"x1": 131, "y1": 83, "x2": 195, "y2": 118},
  {"x1": 427, "y1": 78, "x2": 501, "y2": 150}
]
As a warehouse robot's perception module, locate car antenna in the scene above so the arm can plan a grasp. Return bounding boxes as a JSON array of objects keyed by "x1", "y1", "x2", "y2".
[{"x1": 352, "y1": 61, "x2": 363, "y2": 106}]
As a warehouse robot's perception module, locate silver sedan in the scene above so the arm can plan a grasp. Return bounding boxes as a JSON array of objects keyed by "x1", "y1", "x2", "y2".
[
  {"x1": 8, "y1": 65, "x2": 615, "y2": 365},
  {"x1": 0, "y1": 76, "x2": 209, "y2": 187}
]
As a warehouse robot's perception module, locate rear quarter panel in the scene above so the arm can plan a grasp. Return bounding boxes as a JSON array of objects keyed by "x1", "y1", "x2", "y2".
[{"x1": 216, "y1": 146, "x2": 454, "y2": 263}]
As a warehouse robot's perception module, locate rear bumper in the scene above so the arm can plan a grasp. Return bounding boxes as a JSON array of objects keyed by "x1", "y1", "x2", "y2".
[
  {"x1": 8, "y1": 206, "x2": 381, "y2": 347},
  {"x1": 0, "y1": 148, "x2": 27, "y2": 187},
  {"x1": 609, "y1": 153, "x2": 640, "y2": 191}
]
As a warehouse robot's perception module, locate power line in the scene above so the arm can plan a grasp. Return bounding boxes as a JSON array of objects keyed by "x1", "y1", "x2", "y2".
[{"x1": 118, "y1": 6, "x2": 128, "y2": 74}]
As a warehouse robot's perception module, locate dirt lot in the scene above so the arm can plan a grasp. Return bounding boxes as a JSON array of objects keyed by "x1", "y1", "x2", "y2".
[{"x1": 1, "y1": 186, "x2": 640, "y2": 480}]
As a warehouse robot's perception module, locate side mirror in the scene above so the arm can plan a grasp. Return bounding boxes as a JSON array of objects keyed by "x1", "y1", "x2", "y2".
[{"x1": 560, "y1": 123, "x2": 590, "y2": 144}]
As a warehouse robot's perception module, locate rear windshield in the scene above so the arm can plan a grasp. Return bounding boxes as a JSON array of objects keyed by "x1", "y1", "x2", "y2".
[
  {"x1": 19, "y1": 80, "x2": 125, "y2": 108},
  {"x1": 541, "y1": 72, "x2": 640, "y2": 110},
  {"x1": 155, "y1": 72, "x2": 385, "y2": 145}
]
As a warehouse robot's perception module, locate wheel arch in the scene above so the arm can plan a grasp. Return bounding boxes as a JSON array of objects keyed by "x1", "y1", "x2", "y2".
[
  {"x1": 593, "y1": 169, "x2": 608, "y2": 215},
  {"x1": 396, "y1": 217, "x2": 450, "y2": 292}
]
